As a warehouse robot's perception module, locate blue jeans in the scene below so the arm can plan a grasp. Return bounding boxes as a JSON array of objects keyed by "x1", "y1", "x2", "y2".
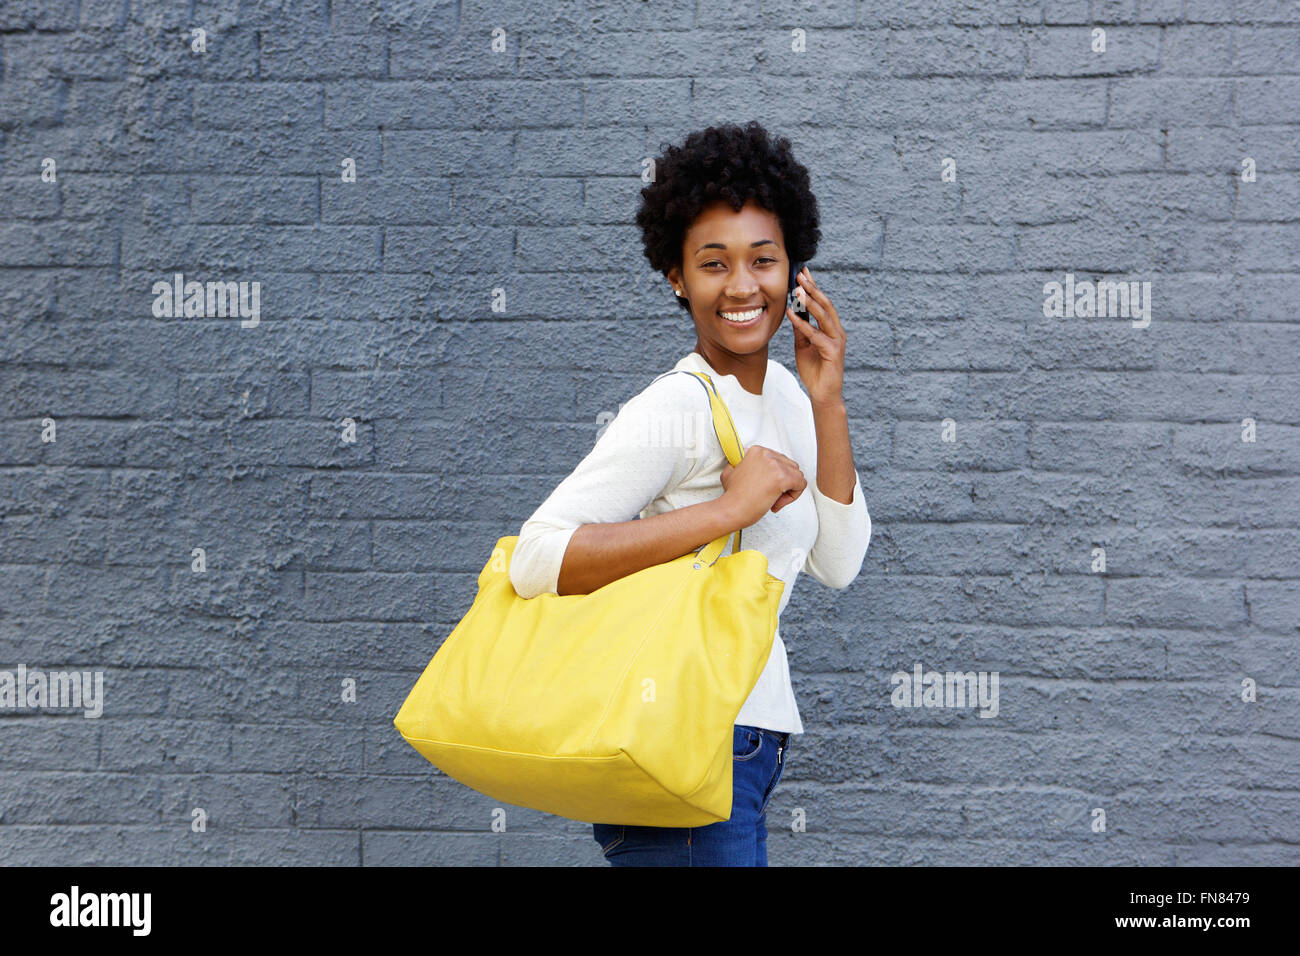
[{"x1": 591, "y1": 724, "x2": 791, "y2": 866}]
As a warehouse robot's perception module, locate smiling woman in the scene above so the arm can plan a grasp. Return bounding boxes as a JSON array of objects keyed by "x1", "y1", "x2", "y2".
[
  {"x1": 640, "y1": 122, "x2": 823, "y2": 394},
  {"x1": 509, "y1": 120, "x2": 872, "y2": 867}
]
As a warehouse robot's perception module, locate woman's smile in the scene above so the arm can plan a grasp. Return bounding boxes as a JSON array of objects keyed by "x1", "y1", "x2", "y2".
[{"x1": 718, "y1": 304, "x2": 768, "y2": 327}]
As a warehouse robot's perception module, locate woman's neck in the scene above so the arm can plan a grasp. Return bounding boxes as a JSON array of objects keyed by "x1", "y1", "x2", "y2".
[{"x1": 692, "y1": 343, "x2": 767, "y2": 396}]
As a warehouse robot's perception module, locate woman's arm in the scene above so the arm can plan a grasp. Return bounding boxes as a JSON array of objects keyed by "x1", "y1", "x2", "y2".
[
  {"x1": 800, "y1": 397, "x2": 871, "y2": 589},
  {"x1": 510, "y1": 372, "x2": 716, "y2": 600},
  {"x1": 810, "y1": 398, "x2": 856, "y2": 504},
  {"x1": 787, "y1": 269, "x2": 871, "y2": 588},
  {"x1": 555, "y1": 496, "x2": 740, "y2": 595}
]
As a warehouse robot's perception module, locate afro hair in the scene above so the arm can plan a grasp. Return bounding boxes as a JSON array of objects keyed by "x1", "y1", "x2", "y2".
[{"x1": 635, "y1": 121, "x2": 821, "y2": 311}]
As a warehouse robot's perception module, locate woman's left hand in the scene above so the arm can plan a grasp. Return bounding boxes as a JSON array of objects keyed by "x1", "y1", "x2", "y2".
[{"x1": 786, "y1": 266, "x2": 846, "y2": 408}]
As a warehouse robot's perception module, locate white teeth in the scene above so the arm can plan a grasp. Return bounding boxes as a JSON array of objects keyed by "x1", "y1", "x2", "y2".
[{"x1": 719, "y1": 307, "x2": 763, "y2": 322}]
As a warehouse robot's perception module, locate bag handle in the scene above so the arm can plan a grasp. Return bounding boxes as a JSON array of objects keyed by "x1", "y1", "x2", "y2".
[{"x1": 648, "y1": 369, "x2": 746, "y2": 568}]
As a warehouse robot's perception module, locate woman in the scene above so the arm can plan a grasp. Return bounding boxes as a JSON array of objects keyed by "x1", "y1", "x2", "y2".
[{"x1": 509, "y1": 121, "x2": 871, "y2": 866}]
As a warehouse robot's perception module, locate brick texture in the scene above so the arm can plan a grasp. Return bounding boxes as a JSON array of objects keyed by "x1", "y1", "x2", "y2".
[{"x1": 1, "y1": 0, "x2": 1297, "y2": 866}]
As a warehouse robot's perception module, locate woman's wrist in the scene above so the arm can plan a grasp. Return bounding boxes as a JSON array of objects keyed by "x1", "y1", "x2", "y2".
[{"x1": 703, "y1": 493, "x2": 745, "y2": 539}]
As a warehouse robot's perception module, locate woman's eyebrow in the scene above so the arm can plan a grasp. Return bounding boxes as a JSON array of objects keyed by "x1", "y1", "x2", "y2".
[{"x1": 694, "y1": 238, "x2": 778, "y2": 253}]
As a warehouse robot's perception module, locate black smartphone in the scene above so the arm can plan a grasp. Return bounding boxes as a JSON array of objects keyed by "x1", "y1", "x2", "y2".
[{"x1": 787, "y1": 259, "x2": 808, "y2": 317}]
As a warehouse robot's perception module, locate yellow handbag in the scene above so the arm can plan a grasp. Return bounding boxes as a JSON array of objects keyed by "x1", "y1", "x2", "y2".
[{"x1": 393, "y1": 370, "x2": 786, "y2": 826}]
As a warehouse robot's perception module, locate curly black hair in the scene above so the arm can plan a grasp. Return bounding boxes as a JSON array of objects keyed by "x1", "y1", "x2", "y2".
[{"x1": 635, "y1": 121, "x2": 821, "y2": 311}]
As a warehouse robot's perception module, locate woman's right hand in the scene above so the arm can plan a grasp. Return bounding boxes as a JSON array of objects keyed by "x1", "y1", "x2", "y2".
[{"x1": 718, "y1": 445, "x2": 807, "y2": 527}]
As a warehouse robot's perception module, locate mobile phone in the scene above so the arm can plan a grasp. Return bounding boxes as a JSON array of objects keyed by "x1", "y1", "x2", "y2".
[{"x1": 788, "y1": 260, "x2": 808, "y2": 316}]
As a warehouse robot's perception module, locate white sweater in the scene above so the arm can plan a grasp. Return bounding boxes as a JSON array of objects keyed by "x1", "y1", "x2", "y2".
[{"x1": 508, "y1": 349, "x2": 872, "y2": 734}]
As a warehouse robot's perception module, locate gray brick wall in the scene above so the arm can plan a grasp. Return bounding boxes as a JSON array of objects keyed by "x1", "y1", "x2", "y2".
[{"x1": 1, "y1": 0, "x2": 1297, "y2": 866}]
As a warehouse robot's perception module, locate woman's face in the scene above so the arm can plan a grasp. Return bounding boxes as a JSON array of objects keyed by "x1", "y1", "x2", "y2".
[{"x1": 668, "y1": 198, "x2": 790, "y2": 357}]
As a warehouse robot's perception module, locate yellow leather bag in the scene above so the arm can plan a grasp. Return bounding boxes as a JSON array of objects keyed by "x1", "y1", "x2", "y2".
[{"x1": 393, "y1": 370, "x2": 786, "y2": 826}]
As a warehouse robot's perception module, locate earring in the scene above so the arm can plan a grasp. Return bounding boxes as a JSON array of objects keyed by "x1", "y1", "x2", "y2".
[{"x1": 675, "y1": 290, "x2": 683, "y2": 297}]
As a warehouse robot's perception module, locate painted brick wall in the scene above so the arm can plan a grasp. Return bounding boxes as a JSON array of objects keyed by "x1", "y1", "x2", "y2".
[{"x1": 1, "y1": 0, "x2": 1297, "y2": 866}]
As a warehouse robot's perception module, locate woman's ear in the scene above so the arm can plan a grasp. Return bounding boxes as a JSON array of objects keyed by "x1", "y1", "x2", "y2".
[{"x1": 666, "y1": 267, "x2": 692, "y2": 310}]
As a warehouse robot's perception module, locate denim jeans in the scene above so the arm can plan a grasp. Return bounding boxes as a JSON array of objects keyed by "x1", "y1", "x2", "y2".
[{"x1": 591, "y1": 724, "x2": 791, "y2": 866}]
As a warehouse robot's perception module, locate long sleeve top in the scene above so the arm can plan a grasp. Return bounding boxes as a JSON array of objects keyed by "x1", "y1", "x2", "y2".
[{"x1": 507, "y1": 348, "x2": 872, "y2": 734}]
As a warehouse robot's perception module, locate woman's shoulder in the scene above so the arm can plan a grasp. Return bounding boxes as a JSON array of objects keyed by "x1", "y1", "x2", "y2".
[
  {"x1": 625, "y1": 367, "x2": 716, "y2": 411},
  {"x1": 598, "y1": 369, "x2": 718, "y2": 479}
]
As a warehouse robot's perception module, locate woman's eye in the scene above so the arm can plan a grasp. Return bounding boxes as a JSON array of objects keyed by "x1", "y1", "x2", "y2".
[{"x1": 702, "y1": 258, "x2": 776, "y2": 269}]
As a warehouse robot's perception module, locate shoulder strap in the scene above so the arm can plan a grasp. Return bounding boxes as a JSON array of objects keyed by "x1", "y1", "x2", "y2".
[{"x1": 649, "y1": 368, "x2": 745, "y2": 563}]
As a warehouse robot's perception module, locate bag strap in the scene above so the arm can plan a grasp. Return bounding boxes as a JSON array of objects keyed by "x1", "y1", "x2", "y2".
[{"x1": 648, "y1": 368, "x2": 745, "y2": 566}]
